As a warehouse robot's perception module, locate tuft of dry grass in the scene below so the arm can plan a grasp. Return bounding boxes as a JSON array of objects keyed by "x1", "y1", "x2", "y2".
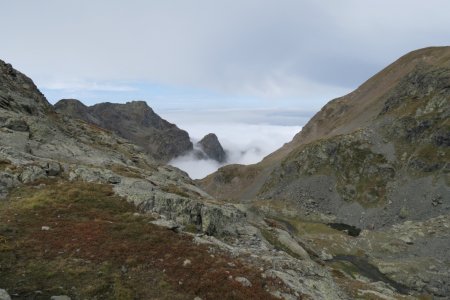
[
  {"x1": 0, "y1": 159, "x2": 12, "y2": 171},
  {"x1": 110, "y1": 164, "x2": 145, "y2": 179},
  {"x1": 161, "y1": 183, "x2": 191, "y2": 198}
]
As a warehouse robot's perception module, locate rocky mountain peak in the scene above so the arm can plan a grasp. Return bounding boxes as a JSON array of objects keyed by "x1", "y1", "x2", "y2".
[
  {"x1": 55, "y1": 99, "x2": 193, "y2": 162},
  {"x1": 197, "y1": 133, "x2": 227, "y2": 163},
  {"x1": 0, "y1": 59, "x2": 52, "y2": 115},
  {"x1": 54, "y1": 99, "x2": 99, "y2": 124}
]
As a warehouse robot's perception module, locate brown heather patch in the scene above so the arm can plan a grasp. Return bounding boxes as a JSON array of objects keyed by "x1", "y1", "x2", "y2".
[
  {"x1": 110, "y1": 164, "x2": 145, "y2": 179},
  {"x1": 0, "y1": 180, "x2": 283, "y2": 299},
  {"x1": 0, "y1": 159, "x2": 12, "y2": 171}
]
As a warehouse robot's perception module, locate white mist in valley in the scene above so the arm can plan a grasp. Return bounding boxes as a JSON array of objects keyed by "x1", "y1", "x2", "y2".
[{"x1": 169, "y1": 123, "x2": 302, "y2": 179}]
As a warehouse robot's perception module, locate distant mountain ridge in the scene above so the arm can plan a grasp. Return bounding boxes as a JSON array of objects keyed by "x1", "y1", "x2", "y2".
[
  {"x1": 55, "y1": 99, "x2": 193, "y2": 162},
  {"x1": 54, "y1": 99, "x2": 228, "y2": 164}
]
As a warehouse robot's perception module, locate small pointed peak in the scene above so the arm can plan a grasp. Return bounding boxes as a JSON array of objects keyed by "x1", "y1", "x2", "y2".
[{"x1": 198, "y1": 133, "x2": 227, "y2": 163}]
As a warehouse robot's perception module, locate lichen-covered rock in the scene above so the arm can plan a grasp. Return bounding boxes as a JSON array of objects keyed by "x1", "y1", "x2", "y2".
[
  {"x1": 4, "y1": 118, "x2": 29, "y2": 132},
  {"x1": 19, "y1": 165, "x2": 46, "y2": 183},
  {"x1": 0, "y1": 172, "x2": 19, "y2": 198},
  {"x1": 0, "y1": 289, "x2": 11, "y2": 300},
  {"x1": 114, "y1": 177, "x2": 245, "y2": 236},
  {"x1": 273, "y1": 228, "x2": 310, "y2": 260},
  {"x1": 45, "y1": 161, "x2": 62, "y2": 176},
  {"x1": 69, "y1": 166, "x2": 120, "y2": 184},
  {"x1": 0, "y1": 59, "x2": 52, "y2": 116}
]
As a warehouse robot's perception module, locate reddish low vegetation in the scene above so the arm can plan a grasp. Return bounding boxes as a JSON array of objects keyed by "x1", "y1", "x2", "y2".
[{"x1": 0, "y1": 180, "x2": 283, "y2": 299}]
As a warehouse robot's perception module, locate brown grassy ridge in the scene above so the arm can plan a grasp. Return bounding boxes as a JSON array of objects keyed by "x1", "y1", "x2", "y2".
[{"x1": 0, "y1": 180, "x2": 285, "y2": 300}]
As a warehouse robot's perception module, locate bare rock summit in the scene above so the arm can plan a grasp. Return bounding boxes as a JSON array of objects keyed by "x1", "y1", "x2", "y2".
[
  {"x1": 55, "y1": 99, "x2": 193, "y2": 162},
  {"x1": 197, "y1": 133, "x2": 227, "y2": 163}
]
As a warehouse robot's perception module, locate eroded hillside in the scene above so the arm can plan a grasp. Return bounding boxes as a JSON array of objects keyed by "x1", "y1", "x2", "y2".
[{"x1": 199, "y1": 47, "x2": 450, "y2": 298}]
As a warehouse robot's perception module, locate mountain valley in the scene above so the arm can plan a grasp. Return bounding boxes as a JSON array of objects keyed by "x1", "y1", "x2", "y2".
[{"x1": 0, "y1": 47, "x2": 449, "y2": 299}]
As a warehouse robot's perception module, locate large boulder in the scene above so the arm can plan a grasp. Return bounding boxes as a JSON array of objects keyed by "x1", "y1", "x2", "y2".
[{"x1": 0, "y1": 289, "x2": 11, "y2": 300}]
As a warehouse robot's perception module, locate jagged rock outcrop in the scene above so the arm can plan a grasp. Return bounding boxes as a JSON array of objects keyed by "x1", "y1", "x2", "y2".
[
  {"x1": 55, "y1": 99, "x2": 193, "y2": 162},
  {"x1": 196, "y1": 133, "x2": 227, "y2": 163},
  {"x1": 0, "y1": 59, "x2": 52, "y2": 116}
]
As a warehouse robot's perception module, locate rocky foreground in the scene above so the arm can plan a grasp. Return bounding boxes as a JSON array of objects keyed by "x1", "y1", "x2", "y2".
[{"x1": 0, "y1": 47, "x2": 449, "y2": 300}]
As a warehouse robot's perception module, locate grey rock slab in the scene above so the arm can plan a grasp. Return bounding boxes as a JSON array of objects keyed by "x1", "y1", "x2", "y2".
[
  {"x1": 150, "y1": 218, "x2": 179, "y2": 230},
  {"x1": 50, "y1": 296, "x2": 71, "y2": 300},
  {"x1": 19, "y1": 165, "x2": 46, "y2": 183},
  {"x1": 234, "y1": 276, "x2": 252, "y2": 287},
  {"x1": 0, "y1": 289, "x2": 11, "y2": 300},
  {"x1": 273, "y1": 228, "x2": 310, "y2": 260}
]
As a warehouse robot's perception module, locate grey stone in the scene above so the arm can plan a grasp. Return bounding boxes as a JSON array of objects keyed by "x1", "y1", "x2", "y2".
[
  {"x1": 0, "y1": 172, "x2": 19, "y2": 198},
  {"x1": 0, "y1": 289, "x2": 11, "y2": 300},
  {"x1": 273, "y1": 228, "x2": 310, "y2": 260},
  {"x1": 183, "y1": 259, "x2": 192, "y2": 267},
  {"x1": 4, "y1": 118, "x2": 29, "y2": 132},
  {"x1": 107, "y1": 176, "x2": 121, "y2": 184},
  {"x1": 150, "y1": 219, "x2": 179, "y2": 230},
  {"x1": 46, "y1": 161, "x2": 62, "y2": 176},
  {"x1": 50, "y1": 296, "x2": 71, "y2": 300},
  {"x1": 19, "y1": 165, "x2": 46, "y2": 183},
  {"x1": 234, "y1": 276, "x2": 252, "y2": 287}
]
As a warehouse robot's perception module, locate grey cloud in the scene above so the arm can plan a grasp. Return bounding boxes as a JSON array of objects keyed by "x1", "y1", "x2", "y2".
[{"x1": 0, "y1": 0, "x2": 449, "y2": 100}]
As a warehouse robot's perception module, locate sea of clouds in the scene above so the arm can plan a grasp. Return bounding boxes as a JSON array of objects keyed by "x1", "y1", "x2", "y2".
[{"x1": 168, "y1": 122, "x2": 302, "y2": 179}]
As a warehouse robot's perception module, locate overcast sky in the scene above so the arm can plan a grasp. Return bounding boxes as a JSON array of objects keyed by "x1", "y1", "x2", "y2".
[{"x1": 1, "y1": 0, "x2": 449, "y2": 121}]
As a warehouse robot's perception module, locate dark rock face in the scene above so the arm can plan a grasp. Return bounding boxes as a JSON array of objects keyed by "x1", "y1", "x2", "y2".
[
  {"x1": 197, "y1": 133, "x2": 226, "y2": 163},
  {"x1": 0, "y1": 59, "x2": 52, "y2": 115},
  {"x1": 55, "y1": 99, "x2": 193, "y2": 162},
  {"x1": 54, "y1": 99, "x2": 99, "y2": 124}
]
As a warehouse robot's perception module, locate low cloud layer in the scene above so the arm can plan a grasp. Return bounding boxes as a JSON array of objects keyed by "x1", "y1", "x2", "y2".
[{"x1": 169, "y1": 123, "x2": 301, "y2": 179}]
